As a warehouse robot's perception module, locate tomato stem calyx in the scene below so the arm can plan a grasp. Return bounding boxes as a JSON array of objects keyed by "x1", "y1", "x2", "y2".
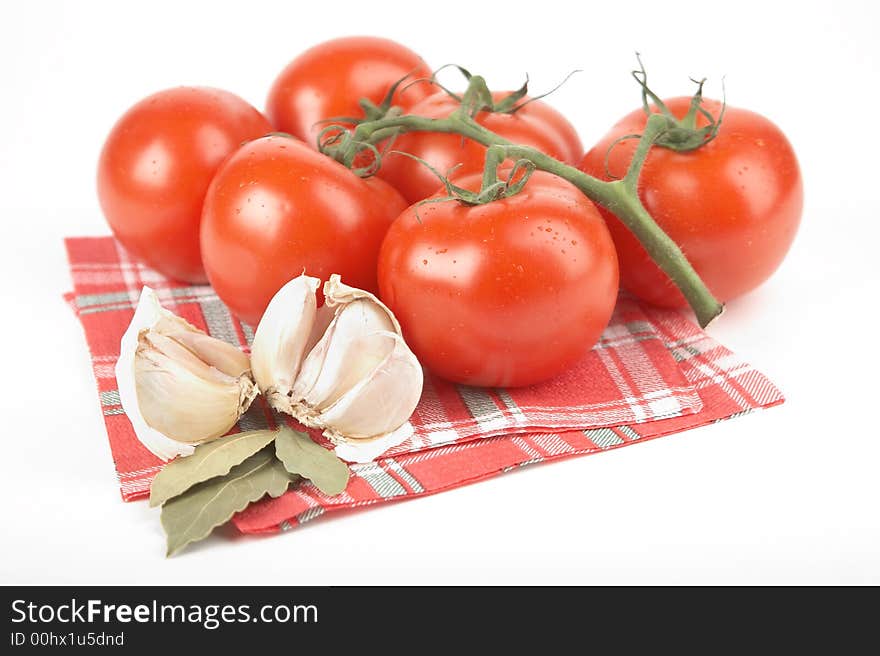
[
  {"x1": 631, "y1": 53, "x2": 726, "y2": 152},
  {"x1": 432, "y1": 65, "x2": 581, "y2": 116},
  {"x1": 392, "y1": 148, "x2": 537, "y2": 209}
]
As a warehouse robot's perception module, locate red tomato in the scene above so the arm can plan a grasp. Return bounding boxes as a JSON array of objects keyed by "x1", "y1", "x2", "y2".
[
  {"x1": 377, "y1": 171, "x2": 618, "y2": 387},
  {"x1": 200, "y1": 136, "x2": 407, "y2": 326},
  {"x1": 97, "y1": 87, "x2": 271, "y2": 282},
  {"x1": 266, "y1": 36, "x2": 434, "y2": 148},
  {"x1": 378, "y1": 91, "x2": 584, "y2": 203},
  {"x1": 581, "y1": 97, "x2": 803, "y2": 307}
]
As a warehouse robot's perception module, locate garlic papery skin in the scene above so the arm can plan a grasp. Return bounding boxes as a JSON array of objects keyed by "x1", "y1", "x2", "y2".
[
  {"x1": 249, "y1": 275, "x2": 320, "y2": 413},
  {"x1": 334, "y1": 422, "x2": 415, "y2": 464},
  {"x1": 115, "y1": 287, "x2": 258, "y2": 461},
  {"x1": 323, "y1": 274, "x2": 402, "y2": 333},
  {"x1": 252, "y1": 273, "x2": 424, "y2": 458}
]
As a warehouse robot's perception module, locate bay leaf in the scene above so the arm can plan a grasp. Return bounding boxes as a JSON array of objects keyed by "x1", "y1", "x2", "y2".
[
  {"x1": 149, "y1": 429, "x2": 279, "y2": 507},
  {"x1": 274, "y1": 427, "x2": 350, "y2": 496},
  {"x1": 161, "y1": 446, "x2": 298, "y2": 556}
]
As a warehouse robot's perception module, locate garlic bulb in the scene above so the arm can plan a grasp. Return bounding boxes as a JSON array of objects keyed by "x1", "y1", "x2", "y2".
[
  {"x1": 251, "y1": 274, "x2": 423, "y2": 460},
  {"x1": 116, "y1": 287, "x2": 258, "y2": 461}
]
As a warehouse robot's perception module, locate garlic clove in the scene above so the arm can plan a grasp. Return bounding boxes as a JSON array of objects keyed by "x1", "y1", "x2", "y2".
[
  {"x1": 305, "y1": 303, "x2": 335, "y2": 355},
  {"x1": 251, "y1": 273, "x2": 424, "y2": 461},
  {"x1": 139, "y1": 332, "x2": 233, "y2": 385},
  {"x1": 290, "y1": 273, "x2": 402, "y2": 410},
  {"x1": 115, "y1": 287, "x2": 257, "y2": 461},
  {"x1": 165, "y1": 330, "x2": 251, "y2": 378},
  {"x1": 134, "y1": 339, "x2": 255, "y2": 443},
  {"x1": 293, "y1": 299, "x2": 396, "y2": 411},
  {"x1": 250, "y1": 274, "x2": 320, "y2": 411},
  {"x1": 323, "y1": 273, "x2": 402, "y2": 334},
  {"x1": 315, "y1": 330, "x2": 424, "y2": 441}
]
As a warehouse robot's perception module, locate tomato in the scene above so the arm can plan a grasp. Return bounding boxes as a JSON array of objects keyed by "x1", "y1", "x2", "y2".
[
  {"x1": 581, "y1": 97, "x2": 803, "y2": 307},
  {"x1": 377, "y1": 171, "x2": 618, "y2": 387},
  {"x1": 377, "y1": 91, "x2": 584, "y2": 203},
  {"x1": 266, "y1": 36, "x2": 434, "y2": 148},
  {"x1": 97, "y1": 87, "x2": 272, "y2": 282},
  {"x1": 200, "y1": 136, "x2": 407, "y2": 326}
]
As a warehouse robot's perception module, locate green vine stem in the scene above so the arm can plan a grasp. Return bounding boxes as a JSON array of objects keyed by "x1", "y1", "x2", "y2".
[{"x1": 332, "y1": 87, "x2": 724, "y2": 327}]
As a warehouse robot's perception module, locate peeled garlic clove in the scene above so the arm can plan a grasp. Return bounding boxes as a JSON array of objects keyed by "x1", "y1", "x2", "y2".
[
  {"x1": 305, "y1": 303, "x2": 335, "y2": 355},
  {"x1": 249, "y1": 275, "x2": 320, "y2": 411},
  {"x1": 115, "y1": 287, "x2": 257, "y2": 461},
  {"x1": 164, "y1": 330, "x2": 251, "y2": 378},
  {"x1": 292, "y1": 273, "x2": 403, "y2": 412},
  {"x1": 293, "y1": 298, "x2": 395, "y2": 410},
  {"x1": 315, "y1": 330, "x2": 424, "y2": 441},
  {"x1": 134, "y1": 337, "x2": 253, "y2": 443}
]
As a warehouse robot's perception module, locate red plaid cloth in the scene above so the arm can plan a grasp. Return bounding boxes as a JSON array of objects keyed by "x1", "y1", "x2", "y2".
[{"x1": 65, "y1": 236, "x2": 783, "y2": 534}]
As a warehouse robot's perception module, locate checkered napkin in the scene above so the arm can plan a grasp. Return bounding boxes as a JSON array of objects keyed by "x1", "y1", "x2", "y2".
[{"x1": 65, "y1": 236, "x2": 783, "y2": 534}]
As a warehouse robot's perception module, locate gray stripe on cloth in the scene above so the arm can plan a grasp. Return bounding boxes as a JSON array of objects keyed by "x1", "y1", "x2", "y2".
[
  {"x1": 168, "y1": 287, "x2": 214, "y2": 300},
  {"x1": 79, "y1": 302, "x2": 138, "y2": 316},
  {"x1": 669, "y1": 345, "x2": 700, "y2": 363},
  {"x1": 384, "y1": 459, "x2": 425, "y2": 493},
  {"x1": 665, "y1": 336, "x2": 714, "y2": 363},
  {"x1": 240, "y1": 322, "x2": 255, "y2": 347},
  {"x1": 236, "y1": 403, "x2": 271, "y2": 432},
  {"x1": 76, "y1": 291, "x2": 134, "y2": 309},
  {"x1": 496, "y1": 390, "x2": 527, "y2": 424},
  {"x1": 100, "y1": 390, "x2": 121, "y2": 407},
  {"x1": 626, "y1": 320, "x2": 654, "y2": 335},
  {"x1": 457, "y1": 386, "x2": 504, "y2": 430},
  {"x1": 585, "y1": 428, "x2": 624, "y2": 449},
  {"x1": 199, "y1": 298, "x2": 241, "y2": 345},
  {"x1": 296, "y1": 507, "x2": 325, "y2": 525},
  {"x1": 352, "y1": 462, "x2": 407, "y2": 498}
]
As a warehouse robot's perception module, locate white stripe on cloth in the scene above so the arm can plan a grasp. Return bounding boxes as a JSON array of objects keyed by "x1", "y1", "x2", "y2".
[
  {"x1": 384, "y1": 459, "x2": 425, "y2": 494},
  {"x1": 595, "y1": 347, "x2": 649, "y2": 423},
  {"x1": 352, "y1": 462, "x2": 408, "y2": 498}
]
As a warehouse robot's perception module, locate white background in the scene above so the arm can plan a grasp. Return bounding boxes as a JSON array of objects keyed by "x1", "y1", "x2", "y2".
[{"x1": 1, "y1": 0, "x2": 878, "y2": 585}]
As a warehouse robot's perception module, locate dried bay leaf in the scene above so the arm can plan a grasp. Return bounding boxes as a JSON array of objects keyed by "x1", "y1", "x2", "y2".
[
  {"x1": 274, "y1": 427, "x2": 350, "y2": 496},
  {"x1": 161, "y1": 446, "x2": 298, "y2": 556},
  {"x1": 149, "y1": 429, "x2": 279, "y2": 507}
]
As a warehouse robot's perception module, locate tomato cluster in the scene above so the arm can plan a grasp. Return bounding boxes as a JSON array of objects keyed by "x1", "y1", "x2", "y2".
[{"x1": 97, "y1": 36, "x2": 802, "y2": 387}]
